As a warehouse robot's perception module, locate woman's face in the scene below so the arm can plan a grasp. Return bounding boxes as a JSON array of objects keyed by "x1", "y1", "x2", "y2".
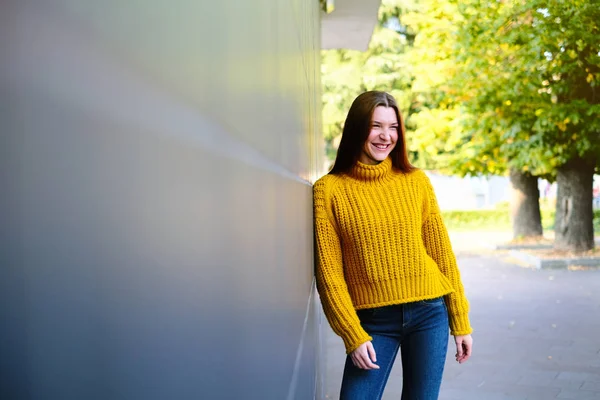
[{"x1": 359, "y1": 106, "x2": 399, "y2": 165}]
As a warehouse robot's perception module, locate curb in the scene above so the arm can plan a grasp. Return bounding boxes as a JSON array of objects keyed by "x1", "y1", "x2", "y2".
[
  {"x1": 494, "y1": 243, "x2": 553, "y2": 250},
  {"x1": 508, "y1": 250, "x2": 600, "y2": 269}
]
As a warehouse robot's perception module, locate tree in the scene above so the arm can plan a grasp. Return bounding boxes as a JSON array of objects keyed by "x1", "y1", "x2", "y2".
[
  {"x1": 405, "y1": 0, "x2": 600, "y2": 249},
  {"x1": 516, "y1": 0, "x2": 600, "y2": 251},
  {"x1": 321, "y1": 0, "x2": 420, "y2": 169},
  {"x1": 402, "y1": 0, "x2": 545, "y2": 239},
  {"x1": 469, "y1": 0, "x2": 600, "y2": 251},
  {"x1": 322, "y1": 0, "x2": 600, "y2": 251}
]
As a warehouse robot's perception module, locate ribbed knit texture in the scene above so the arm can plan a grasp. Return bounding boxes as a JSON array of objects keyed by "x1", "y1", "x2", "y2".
[{"x1": 314, "y1": 157, "x2": 472, "y2": 354}]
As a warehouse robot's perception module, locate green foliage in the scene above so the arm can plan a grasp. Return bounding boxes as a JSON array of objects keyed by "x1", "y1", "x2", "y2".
[
  {"x1": 321, "y1": 0, "x2": 426, "y2": 168},
  {"x1": 322, "y1": 0, "x2": 600, "y2": 176},
  {"x1": 441, "y1": 210, "x2": 511, "y2": 231},
  {"x1": 442, "y1": 208, "x2": 600, "y2": 232},
  {"x1": 404, "y1": 0, "x2": 600, "y2": 177}
]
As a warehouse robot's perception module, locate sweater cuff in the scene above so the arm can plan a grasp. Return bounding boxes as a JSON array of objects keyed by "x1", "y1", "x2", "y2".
[
  {"x1": 448, "y1": 313, "x2": 473, "y2": 336},
  {"x1": 342, "y1": 329, "x2": 373, "y2": 354}
]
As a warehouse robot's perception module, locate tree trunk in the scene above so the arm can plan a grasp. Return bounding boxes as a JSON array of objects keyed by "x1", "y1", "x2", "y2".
[
  {"x1": 509, "y1": 168, "x2": 543, "y2": 240},
  {"x1": 554, "y1": 157, "x2": 595, "y2": 252}
]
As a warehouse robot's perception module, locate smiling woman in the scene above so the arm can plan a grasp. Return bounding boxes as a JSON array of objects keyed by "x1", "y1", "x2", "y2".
[
  {"x1": 314, "y1": 91, "x2": 474, "y2": 400},
  {"x1": 329, "y1": 91, "x2": 413, "y2": 175},
  {"x1": 360, "y1": 106, "x2": 399, "y2": 165}
]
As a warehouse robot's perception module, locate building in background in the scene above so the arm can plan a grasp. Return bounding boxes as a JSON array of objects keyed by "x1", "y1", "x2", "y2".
[
  {"x1": 427, "y1": 172, "x2": 600, "y2": 211},
  {"x1": 0, "y1": 1, "x2": 380, "y2": 399},
  {"x1": 426, "y1": 172, "x2": 510, "y2": 210}
]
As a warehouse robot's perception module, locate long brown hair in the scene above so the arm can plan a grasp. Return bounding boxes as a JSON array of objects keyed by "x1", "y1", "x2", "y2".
[{"x1": 329, "y1": 91, "x2": 414, "y2": 175}]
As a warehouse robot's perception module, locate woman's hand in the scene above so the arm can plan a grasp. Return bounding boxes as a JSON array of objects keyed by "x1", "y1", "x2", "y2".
[
  {"x1": 454, "y1": 334, "x2": 473, "y2": 364},
  {"x1": 350, "y1": 341, "x2": 380, "y2": 370}
]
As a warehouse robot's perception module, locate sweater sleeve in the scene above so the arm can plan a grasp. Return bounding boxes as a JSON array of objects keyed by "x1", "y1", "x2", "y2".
[
  {"x1": 420, "y1": 173, "x2": 473, "y2": 336},
  {"x1": 313, "y1": 178, "x2": 372, "y2": 354}
]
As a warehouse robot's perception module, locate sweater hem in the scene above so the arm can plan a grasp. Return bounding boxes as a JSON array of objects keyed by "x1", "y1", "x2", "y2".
[
  {"x1": 347, "y1": 272, "x2": 456, "y2": 310},
  {"x1": 353, "y1": 291, "x2": 454, "y2": 310}
]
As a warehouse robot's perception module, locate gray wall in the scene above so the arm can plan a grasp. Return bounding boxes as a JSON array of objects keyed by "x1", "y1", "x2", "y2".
[{"x1": 0, "y1": 1, "x2": 322, "y2": 399}]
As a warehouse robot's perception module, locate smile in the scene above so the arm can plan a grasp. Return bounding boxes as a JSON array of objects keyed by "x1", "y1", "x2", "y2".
[{"x1": 373, "y1": 144, "x2": 390, "y2": 150}]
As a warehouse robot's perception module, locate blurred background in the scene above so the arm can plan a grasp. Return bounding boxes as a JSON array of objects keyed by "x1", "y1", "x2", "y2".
[{"x1": 321, "y1": 0, "x2": 600, "y2": 246}]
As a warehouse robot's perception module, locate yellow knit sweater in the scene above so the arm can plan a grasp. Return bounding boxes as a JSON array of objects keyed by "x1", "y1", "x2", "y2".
[{"x1": 314, "y1": 157, "x2": 472, "y2": 354}]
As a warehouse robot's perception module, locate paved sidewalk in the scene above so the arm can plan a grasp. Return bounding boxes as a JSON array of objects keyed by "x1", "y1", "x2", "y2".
[{"x1": 322, "y1": 239, "x2": 600, "y2": 399}]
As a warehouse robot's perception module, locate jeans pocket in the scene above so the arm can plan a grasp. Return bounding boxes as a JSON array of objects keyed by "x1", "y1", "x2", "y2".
[{"x1": 419, "y1": 297, "x2": 444, "y2": 306}]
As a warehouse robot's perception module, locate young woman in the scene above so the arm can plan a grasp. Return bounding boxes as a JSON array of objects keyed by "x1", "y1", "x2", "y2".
[{"x1": 314, "y1": 91, "x2": 473, "y2": 400}]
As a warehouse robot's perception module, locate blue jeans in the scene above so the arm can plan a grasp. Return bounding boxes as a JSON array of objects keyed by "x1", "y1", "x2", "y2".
[{"x1": 340, "y1": 298, "x2": 449, "y2": 400}]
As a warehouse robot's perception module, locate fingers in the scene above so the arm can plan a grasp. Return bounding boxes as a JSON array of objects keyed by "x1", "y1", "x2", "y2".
[
  {"x1": 367, "y1": 342, "x2": 377, "y2": 363},
  {"x1": 455, "y1": 335, "x2": 473, "y2": 364},
  {"x1": 464, "y1": 340, "x2": 472, "y2": 357},
  {"x1": 351, "y1": 342, "x2": 380, "y2": 370},
  {"x1": 352, "y1": 351, "x2": 379, "y2": 370},
  {"x1": 455, "y1": 338, "x2": 464, "y2": 361},
  {"x1": 462, "y1": 340, "x2": 472, "y2": 362},
  {"x1": 456, "y1": 344, "x2": 468, "y2": 364}
]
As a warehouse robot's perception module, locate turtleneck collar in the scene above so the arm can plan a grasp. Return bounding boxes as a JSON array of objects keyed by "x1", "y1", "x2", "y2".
[{"x1": 350, "y1": 157, "x2": 393, "y2": 182}]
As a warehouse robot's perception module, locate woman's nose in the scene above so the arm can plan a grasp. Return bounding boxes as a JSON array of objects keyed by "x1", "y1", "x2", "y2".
[{"x1": 380, "y1": 129, "x2": 391, "y2": 139}]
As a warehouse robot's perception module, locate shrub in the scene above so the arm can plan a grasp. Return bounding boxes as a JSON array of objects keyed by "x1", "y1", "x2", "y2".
[
  {"x1": 441, "y1": 208, "x2": 600, "y2": 233},
  {"x1": 441, "y1": 210, "x2": 511, "y2": 231}
]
